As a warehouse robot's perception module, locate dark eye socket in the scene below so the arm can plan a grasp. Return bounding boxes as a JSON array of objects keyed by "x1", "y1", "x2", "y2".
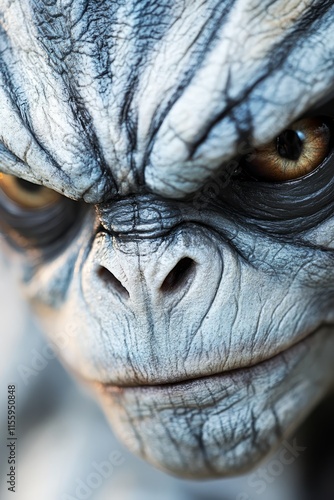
[
  {"x1": 210, "y1": 114, "x2": 334, "y2": 236},
  {"x1": 0, "y1": 174, "x2": 83, "y2": 252},
  {"x1": 240, "y1": 116, "x2": 333, "y2": 183}
]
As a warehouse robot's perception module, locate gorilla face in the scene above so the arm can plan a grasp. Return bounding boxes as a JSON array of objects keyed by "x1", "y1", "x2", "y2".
[{"x1": 0, "y1": 0, "x2": 334, "y2": 479}]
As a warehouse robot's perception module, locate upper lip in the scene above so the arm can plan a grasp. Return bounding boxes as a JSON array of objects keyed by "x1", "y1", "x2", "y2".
[{"x1": 97, "y1": 325, "x2": 325, "y2": 390}]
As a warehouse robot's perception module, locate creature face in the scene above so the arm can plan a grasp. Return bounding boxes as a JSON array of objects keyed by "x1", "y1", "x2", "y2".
[{"x1": 1, "y1": 0, "x2": 334, "y2": 478}]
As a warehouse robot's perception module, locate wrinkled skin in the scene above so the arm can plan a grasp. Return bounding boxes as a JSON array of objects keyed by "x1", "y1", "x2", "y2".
[{"x1": 0, "y1": 0, "x2": 334, "y2": 479}]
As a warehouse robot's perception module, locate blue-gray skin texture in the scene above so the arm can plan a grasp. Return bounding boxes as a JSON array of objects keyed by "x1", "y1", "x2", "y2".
[{"x1": 0, "y1": 0, "x2": 334, "y2": 479}]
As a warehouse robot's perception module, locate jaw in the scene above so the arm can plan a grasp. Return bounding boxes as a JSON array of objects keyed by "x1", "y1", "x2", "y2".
[{"x1": 93, "y1": 326, "x2": 334, "y2": 479}]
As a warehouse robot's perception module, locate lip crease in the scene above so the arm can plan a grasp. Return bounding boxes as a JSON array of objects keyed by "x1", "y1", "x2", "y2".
[{"x1": 96, "y1": 324, "x2": 327, "y2": 392}]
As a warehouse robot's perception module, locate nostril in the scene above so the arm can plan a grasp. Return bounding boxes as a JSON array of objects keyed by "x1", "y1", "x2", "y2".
[
  {"x1": 97, "y1": 266, "x2": 130, "y2": 298},
  {"x1": 160, "y1": 257, "x2": 196, "y2": 294}
]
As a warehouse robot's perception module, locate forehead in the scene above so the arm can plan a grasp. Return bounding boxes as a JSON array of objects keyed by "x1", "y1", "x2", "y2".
[{"x1": 0, "y1": 0, "x2": 332, "y2": 202}]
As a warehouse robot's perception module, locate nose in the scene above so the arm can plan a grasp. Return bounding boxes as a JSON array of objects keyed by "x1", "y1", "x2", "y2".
[
  {"x1": 159, "y1": 257, "x2": 196, "y2": 294},
  {"x1": 88, "y1": 195, "x2": 223, "y2": 312},
  {"x1": 97, "y1": 256, "x2": 197, "y2": 300},
  {"x1": 81, "y1": 222, "x2": 224, "y2": 384},
  {"x1": 93, "y1": 195, "x2": 204, "y2": 304},
  {"x1": 87, "y1": 228, "x2": 220, "y2": 312}
]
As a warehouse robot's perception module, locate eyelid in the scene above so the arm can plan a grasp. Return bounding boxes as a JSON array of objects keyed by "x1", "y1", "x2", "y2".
[
  {"x1": 299, "y1": 98, "x2": 334, "y2": 118},
  {"x1": 0, "y1": 173, "x2": 62, "y2": 210},
  {"x1": 220, "y1": 133, "x2": 334, "y2": 236}
]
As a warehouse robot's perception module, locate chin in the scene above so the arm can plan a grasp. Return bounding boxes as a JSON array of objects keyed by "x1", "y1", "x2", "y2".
[{"x1": 93, "y1": 326, "x2": 334, "y2": 479}]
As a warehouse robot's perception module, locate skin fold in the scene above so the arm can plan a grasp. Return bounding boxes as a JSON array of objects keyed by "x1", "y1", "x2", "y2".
[{"x1": 0, "y1": 0, "x2": 333, "y2": 479}]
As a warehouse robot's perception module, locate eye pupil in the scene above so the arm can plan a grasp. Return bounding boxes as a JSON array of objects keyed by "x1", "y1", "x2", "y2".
[
  {"x1": 243, "y1": 116, "x2": 332, "y2": 182},
  {"x1": 276, "y1": 129, "x2": 304, "y2": 161},
  {"x1": 16, "y1": 178, "x2": 43, "y2": 193}
]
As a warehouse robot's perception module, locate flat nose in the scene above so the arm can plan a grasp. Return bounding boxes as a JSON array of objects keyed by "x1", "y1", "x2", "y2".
[
  {"x1": 81, "y1": 226, "x2": 224, "y2": 383},
  {"x1": 97, "y1": 255, "x2": 197, "y2": 300}
]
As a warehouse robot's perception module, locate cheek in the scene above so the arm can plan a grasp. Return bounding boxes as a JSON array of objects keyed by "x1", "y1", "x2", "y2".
[{"x1": 303, "y1": 217, "x2": 334, "y2": 249}]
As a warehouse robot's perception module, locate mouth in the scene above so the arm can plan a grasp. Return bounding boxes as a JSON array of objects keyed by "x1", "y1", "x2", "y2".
[
  {"x1": 97, "y1": 324, "x2": 329, "y2": 394},
  {"x1": 94, "y1": 324, "x2": 334, "y2": 481}
]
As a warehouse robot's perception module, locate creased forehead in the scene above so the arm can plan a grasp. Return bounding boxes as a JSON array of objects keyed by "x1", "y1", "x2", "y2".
[{"x1": 0, "y1": 0, "x2": 332, "y2": 201}]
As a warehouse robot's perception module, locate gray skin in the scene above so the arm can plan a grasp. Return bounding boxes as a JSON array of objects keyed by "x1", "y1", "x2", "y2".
[{"x1": 0, "y1": 0, "x2": 334, "y2": 480}]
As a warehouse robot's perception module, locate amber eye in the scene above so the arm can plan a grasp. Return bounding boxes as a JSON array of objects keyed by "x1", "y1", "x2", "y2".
[
  {"x1": 0, "y1": 174, "x2": 61, "y2": 209},
  {"x1": 244, "y1": 117, "x2": 332, "y2": 182}
]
